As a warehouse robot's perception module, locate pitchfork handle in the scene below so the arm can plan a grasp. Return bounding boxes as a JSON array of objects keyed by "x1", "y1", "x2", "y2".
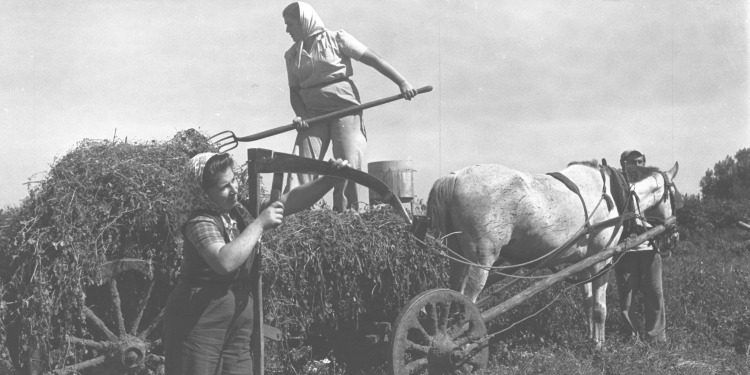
[{"x1": 234, "y1": 85, "x2": 433, "y2": 143}]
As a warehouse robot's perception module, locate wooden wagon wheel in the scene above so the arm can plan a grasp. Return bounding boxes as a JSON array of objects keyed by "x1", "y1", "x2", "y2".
[
  {"x1": 390, "y1": 289, "x2": 488, "y2": 375},
  {"x1": 49, "y1": 259, "x2": 167, "y2": 375}
]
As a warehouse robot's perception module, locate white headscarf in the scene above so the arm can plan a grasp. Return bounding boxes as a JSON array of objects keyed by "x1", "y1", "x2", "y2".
[{"x1": 294, "y1": 2, "x2": 326, "y2": 68}]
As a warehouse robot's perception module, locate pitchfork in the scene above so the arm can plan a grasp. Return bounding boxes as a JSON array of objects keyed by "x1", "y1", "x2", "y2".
[{"x1": 210, "y1": 85, "x2": 433, "y2": 152}]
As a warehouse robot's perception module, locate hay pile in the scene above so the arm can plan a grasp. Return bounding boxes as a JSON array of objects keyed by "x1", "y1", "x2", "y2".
[
  {"x1": 0, "y1": 129, "x2": 216, "y2": 367},
  {"x1": 0, "y1": 129, "x2": 449, "y2": 371},
  {"x1": 263, "y1": 207, "x2": 448, "y2": 335}
]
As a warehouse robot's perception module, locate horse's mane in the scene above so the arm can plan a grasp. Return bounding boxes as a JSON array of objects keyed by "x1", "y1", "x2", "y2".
[
  {"x1": 623, "y1": 165, "x2": 662, "y2": 182},
  {"x1": 567, "y1": 159, "x2": 600, "y2": 168},
  {"x1": 565, "y1": 160, "x2": 661, "y2": 182}
]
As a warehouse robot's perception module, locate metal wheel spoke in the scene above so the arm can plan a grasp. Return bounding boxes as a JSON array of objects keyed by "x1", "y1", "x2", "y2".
[
  {"x1": 130, "y1": 277, "x2": 155, "y2": 335},
  {"x1": 53, "y1": 355, "x2": 107, "y2": 373},
  {"x1": 67, "y1": 335, "x2": 117, "y2": 351},
  {"x1": 83, "y1": 305, "x2": 118, "y2": 341},
  {"x1": 403, "y1": 358, "x2": 428, "y2": 374},
  {"x1": 109, "y1": 279, "x2": 127, "y2": 336},
  {"x1": 138, "y1": 306, "x2": 165, "y2": 340}
]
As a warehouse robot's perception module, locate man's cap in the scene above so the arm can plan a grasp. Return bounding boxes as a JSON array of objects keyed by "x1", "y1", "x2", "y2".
[{"x1": 620, "y1": 149, "x2": 644, "y2": 161}]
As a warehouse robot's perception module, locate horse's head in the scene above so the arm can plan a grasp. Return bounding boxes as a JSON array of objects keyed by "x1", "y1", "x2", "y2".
[{"x1": 626, "y1": 162, "x2": 683, "y2": 222}]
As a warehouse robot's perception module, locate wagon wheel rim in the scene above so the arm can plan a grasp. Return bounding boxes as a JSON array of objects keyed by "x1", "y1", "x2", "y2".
[
  {"x1": 53, "y1": 259, "x2": 167, "y2": 375},
  {"x1": 391, "y1": 288, "x2": 488, "y2": 375}
]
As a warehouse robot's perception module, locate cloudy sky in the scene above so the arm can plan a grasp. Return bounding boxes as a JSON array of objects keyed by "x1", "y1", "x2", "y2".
[{"x1": 1, "y1": 0, "x2": 747, "y2": 208}]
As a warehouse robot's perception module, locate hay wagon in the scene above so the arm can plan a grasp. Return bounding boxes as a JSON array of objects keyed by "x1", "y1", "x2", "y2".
[{"x1": 4, "y1": 147, "x2": 416, "y2": 375}]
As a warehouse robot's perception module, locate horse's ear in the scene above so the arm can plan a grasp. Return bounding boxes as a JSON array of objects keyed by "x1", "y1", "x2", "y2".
[{"x1": 667, "y1": 162, "x2": 679, "y2": 180}]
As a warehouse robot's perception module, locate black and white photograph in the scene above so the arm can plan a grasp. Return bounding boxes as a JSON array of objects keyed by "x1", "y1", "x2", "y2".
[{"x1": 1, "y1": 1, "x2": 748, "y2": 374}]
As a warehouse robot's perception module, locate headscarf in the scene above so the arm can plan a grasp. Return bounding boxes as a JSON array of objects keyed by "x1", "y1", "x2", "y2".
[
  {"x1": 174, "y1": 152, "x2": 252, "y2": 240},
  {"x1": 293, "y1": 2, "x2": 326, "y2": 68}
]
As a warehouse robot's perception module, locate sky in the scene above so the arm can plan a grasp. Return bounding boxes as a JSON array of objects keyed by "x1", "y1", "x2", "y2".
[{"x1": 1, "y1": 0, "x2": 748, "y2": 209}]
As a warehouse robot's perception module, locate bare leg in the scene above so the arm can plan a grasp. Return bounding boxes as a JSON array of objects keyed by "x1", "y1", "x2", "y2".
[{"x1": 330, "y1": 113, "x2": 366, "y2": 211}]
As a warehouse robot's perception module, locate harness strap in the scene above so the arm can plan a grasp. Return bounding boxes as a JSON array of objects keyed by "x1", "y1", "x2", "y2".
[
  {"x1": 599, "y1": 168, "x2": 615, "y2": 211},
  {"x1": 548, "y1": 172, "x2": 590, "y2": 228}
]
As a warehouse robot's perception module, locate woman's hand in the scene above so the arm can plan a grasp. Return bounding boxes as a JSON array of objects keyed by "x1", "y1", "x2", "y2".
[
  {"x1": 399, "y1": 81, "x2": 418, "y2": 100},
  {"x1": 293, "y1": 116, "x2": 310, "y2": 132},
  {"x1": 257, "y1": 201, "x2": 285, "y2": 229},
  {"x1": 329, "y1": 158, "x2": 349, "y2": 170}
]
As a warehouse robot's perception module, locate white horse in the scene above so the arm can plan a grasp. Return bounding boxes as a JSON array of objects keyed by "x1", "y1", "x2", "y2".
[{"x1": 427, "y1": 160, "x2": 680, "y2": 347}]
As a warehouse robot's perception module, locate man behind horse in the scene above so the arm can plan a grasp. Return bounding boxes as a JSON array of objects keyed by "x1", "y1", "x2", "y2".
[{"x1": 616, "y1": 149, "x2": 669, "y2": 344}]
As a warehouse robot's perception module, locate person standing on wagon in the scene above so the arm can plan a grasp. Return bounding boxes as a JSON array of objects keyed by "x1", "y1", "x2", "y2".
[
  {"x1": 164, "y1": 152, "x2": 348, "y2": 374},
  {"x1": 615, "y1": 149, "x2": 668, "y2": 344},
  {"x1": 282, "y1": 1, "x2": 419, "y2": 212}
]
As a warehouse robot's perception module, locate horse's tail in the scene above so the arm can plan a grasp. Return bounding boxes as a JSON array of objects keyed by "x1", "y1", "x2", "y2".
[{"x1": 427, "y1": 173, "x2": 459, "y2": 250}]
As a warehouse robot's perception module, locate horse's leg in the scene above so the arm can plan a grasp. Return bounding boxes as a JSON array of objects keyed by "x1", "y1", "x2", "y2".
[
  {"x1": 462, "y1": 236, "x2": 499, "y2": 303},
  {"x1": 449, "y1": 260, "x2": 471, "y2": 295},
  {"x1": 581, "y1": 265, "x2": 610, "y2": 350}
]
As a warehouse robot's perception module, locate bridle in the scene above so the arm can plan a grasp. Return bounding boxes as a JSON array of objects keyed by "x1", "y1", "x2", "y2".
[{"x1": 658, "y1": 171, "x2": 683, "y2": 213}]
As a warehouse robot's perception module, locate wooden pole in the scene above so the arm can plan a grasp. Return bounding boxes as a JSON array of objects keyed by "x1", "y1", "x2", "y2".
[
  {"x1": 480, "y1": 216, "x2": 677, "y2": 323},
  {"x1": 247, "y1": 149, "x2": 266, "y2": 375}
]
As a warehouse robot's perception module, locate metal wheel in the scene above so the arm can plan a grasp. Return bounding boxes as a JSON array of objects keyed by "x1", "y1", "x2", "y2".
[
  {"x1": 390, "y1": 289, "x2": 488, "y2": 375},
  {"x1": 51, "y1": 259, "x2": 167, "y2": 375}
]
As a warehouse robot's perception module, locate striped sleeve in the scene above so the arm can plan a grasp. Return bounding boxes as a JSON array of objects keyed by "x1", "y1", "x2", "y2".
[{"x1": 184, "y1": 216, "x2": 225, "y2": 253}]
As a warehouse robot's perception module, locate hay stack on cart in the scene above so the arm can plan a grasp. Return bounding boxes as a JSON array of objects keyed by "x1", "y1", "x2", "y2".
[{"x1": 0, "y1": 130, "x2": 449, "y2": 374}]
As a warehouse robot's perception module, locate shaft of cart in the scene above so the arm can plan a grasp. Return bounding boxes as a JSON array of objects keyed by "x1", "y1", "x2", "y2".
[{"x1": 480, "y1": 216, "x2": 677, "y2": 323}]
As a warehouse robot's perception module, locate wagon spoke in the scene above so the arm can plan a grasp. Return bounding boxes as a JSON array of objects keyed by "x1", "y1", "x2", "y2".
[
  {"x1": 53, "y1": 355, "x2": 107, "y2": 373},
  {"x1": 108, "y1": 279, "x2": 127, "y2": 336},
  {"x1": 465, "y1": 355, "x2": 486, "y2": 370},
  {"x1": 67, "y1": 335, "x2": 117, "y2": 351},
  {"x1": 404, "y1": 340, "x2": 430, "y2": 355},
  {"x1": 406, "y1": 316, "x2": 432, "y2": 345},
  {"x1": 437, "y1": 301, "x2": 449, "y2": 334},
  {"x1": 403, "y1": 358, "x2": 428, "y2": 374},
  {"x1": 146, "y1": 353, "x2": 165, "y2": 365},
  {"x1": 83, "y1": 305, "x2": 118, "y2": 341},
  {"x1": 392, "y1": 289, "x2": 488, "y2": 375},
  {"x1": 453, "y1": 335, "x2": 475, "y2": 348},
  {"x1": 449, "y1": 319, "x2": 471, "y2": 340},
  {"x1": 130, "y1": 276, "x2": 155, "y2": 335},
  {"x1": 138, "y1": 306, "x2": 165, "y2": 340},
  {"x1": 148, "y1": 338, "x2": 162, "y2": 350},
  {"x1": 424, "y1": 302, "x2": 438, "y2": 334}
]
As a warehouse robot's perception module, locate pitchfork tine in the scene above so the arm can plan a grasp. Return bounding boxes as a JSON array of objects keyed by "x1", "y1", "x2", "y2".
[{"x1": 209, "y1": 130, "x2": 239, "y2": 153}]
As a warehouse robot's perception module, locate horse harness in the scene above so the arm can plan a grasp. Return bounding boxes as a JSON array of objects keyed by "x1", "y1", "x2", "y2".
[
  {"x1": 543, "y1": 165, "x2": 635, "y2": 285},
  {"x1": 547, "y1": 167, "x2": 616, "y2": 228}
]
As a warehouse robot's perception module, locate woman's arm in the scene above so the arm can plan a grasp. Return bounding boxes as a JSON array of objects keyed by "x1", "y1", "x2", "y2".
[
  {"x1": 279, "y1": 159, "x2": 349, "y2": 214},
  {"x1": 289, "y1": 86, "x2": 312, "y2": 130},
  {"x1": 196, "y1": 204, "x2": 283, "y2": 275},
  {"x1": 359, "y1": 49, "x2": 418, "y2": 100},
  {"x1": 289, "y1": 86, "x2": 307, "y2": 117}
]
